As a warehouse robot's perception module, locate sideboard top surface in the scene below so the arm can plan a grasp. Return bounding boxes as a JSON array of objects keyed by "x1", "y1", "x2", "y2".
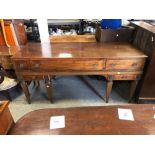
[{"x1": 12, "y1": 42, "x2": 147, "y2": 59}]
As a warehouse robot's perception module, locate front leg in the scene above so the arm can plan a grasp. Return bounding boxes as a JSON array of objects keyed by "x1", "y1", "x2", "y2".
[
  {"x1": 44, "y1": 75, "x2": 53, "y2": 103},
  {"x1": 20, "y1": 80, "x2": 31, "y2": 104},
  {"x1": 129, "y1": 76, "x2": 141, "y2": 103},
  {"x1": 106, "y1": 75, "x2": 113, "y2": 103}
]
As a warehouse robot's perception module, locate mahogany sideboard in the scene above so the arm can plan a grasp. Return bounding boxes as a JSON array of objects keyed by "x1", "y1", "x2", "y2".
[
  {"x1": 9, "y1": 104, "x2": 155, "y2": 135},
  {"x1": 12, "y1": 42, "x2": 147, "y2": 103},
  {"x1": 0, "y1": 100, "x2": 14, "y2": 135}
]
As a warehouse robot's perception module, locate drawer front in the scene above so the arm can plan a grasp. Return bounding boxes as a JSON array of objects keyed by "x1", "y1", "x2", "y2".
[
  {"x1": 14, "y1": 60, "x2": 30, "y2": 71},
  {"x1": 30, "y1": 60, "x2": 106, "y2": 71},
  {"x1": 113, "y1": 74, "x2": 137, "y2": 80},
  {"x1": 106, "y1": 59, "x2": 145, "y2": 70}
]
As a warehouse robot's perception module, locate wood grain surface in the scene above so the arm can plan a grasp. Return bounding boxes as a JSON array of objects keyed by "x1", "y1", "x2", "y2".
[{"x1": 10, "y1": 104, "x2": 155, "y2": 135}]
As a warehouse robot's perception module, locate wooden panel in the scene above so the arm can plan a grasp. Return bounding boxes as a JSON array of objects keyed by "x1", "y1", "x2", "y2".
[
  {"x1": 49, "y1": 35, "x2": 96, "y2": 42},
  {"x1": 106, "y1": 59, "x2": 145, "y2": 70},
  {"x1": 30, "y1": 59, "x2": 106, "y2": 71}
]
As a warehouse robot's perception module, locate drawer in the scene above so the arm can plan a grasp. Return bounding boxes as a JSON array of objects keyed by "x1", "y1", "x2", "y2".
[
  {"x1": 113, "y1": 74, "x2": 137, "y2": 80},
  {"x1": 30, "y1": 59, "x2": 106, "y2": 71},
  {"x1": 106, "y1": 59, "x2": 145, "y2": 70},
  {"x1": 14, "y1": 60, "x2": 30, "y2": 71}
]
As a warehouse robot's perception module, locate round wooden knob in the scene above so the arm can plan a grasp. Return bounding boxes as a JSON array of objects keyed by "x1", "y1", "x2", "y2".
[
  {"x1": 32, "y1": 76, "x2": 36, "y2": 80},
  {"x1": 34, "y1": 64, "x2": 39, "y2": 68},
  {"x1": 110, "y1": 64, "x2": 116, "y2": 67},
  {"x1": 132, "y1": 63, "x2": 137, "y2": 67},
  {"x1": 19, "y1": 64, "x2": 24, "y2": 69}
]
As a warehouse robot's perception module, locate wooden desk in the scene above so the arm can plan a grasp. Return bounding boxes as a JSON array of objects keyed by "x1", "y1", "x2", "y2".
[
  {"x1": 12, "y1": 42, "x2": 147, "y2": 103},
  {"x1": 9, "y1": 104, "x2": 155, "y2": 135},
  {"x1": 0, "y1": 100, "x2": 14, "y2": 134}
]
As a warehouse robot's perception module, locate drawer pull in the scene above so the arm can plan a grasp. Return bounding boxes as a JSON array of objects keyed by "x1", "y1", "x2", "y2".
[
  {"x1": 110, "y1": 64, "x2": 116, "y2": 67},
  {"x1": 121, "y1": 76, "x2": 127, "y2": 79},
  {"x1": 132, "y1": 63, "x2": 137, "y2": 67},
  {"x1": 19, "y1": 64, "x2": 24, "y2": 69},
  {"x1": 34, "y1": 64, "x2": 40, "y2": 68},
  {"x1": 92, "y1": 64, "x2": 98, "y2": 68}
]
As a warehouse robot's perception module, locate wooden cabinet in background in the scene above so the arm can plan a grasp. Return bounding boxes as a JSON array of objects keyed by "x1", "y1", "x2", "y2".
[
  {"x1": 0, "y1": 19, "x2": 27, "y2": 46},
  {"x1": 13, "y1": 19, "x2": 27, "y2": 45},
  {"x1": 0, "y1": 19, "x2": 27, "y2": 69},
  {"x1": 0, "y1": 100, "x2": 14, "y2": 135},
  {"x1": 131, "y1": 21, "x2": 155, "y2": 103}
]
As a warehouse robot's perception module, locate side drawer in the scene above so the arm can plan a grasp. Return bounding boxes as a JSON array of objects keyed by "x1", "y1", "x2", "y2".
[
  {"x1": 106, "y1": 59, "x2": 145, "y2": 70},
  {"x1": 13, "y1": 60, "x2": 30, "y2": 71},
  {"x1": 30, "y1": 59, "x2": 106, "y2": 71},
  {"x1": 113, "y1": 74, "x2": 137, "y2": 80}
]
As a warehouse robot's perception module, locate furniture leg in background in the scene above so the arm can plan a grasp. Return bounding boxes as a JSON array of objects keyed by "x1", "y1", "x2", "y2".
[{"x1": 20, "y1": 80, "x2": 31, "y2": 104}]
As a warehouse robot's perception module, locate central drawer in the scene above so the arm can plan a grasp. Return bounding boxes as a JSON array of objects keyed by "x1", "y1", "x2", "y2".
[
  {"x1": 30, "y1": 59, "x2": 106, "y2": 71},
  {"x1": 106, "y1": 59, "x2": 145, "y2": 70}
]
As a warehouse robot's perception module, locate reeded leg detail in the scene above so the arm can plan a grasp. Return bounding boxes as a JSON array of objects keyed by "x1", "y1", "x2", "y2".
[
  {"x1": 21, "y1": 81, "x2": 31, "y2": 104},
  {"x1": 44, "y1": 75, "x2": 53, "y2": 103},
  {"x1": 106, "y1": 76, "x2": 113, "y2": 103}
]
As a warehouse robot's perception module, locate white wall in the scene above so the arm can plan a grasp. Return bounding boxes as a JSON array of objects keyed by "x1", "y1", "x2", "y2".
[{"x1": 37, "y1": 19, "x2": 49, "y2": 43}]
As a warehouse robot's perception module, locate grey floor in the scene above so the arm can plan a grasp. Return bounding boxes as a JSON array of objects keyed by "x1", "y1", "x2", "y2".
[{"x1": 0, "y1": 75, "x2": 131, "y2": 122}]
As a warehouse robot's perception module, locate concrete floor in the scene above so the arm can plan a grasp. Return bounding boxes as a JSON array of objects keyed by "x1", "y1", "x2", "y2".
[{"x1": 0, "y1": 75, "x2": 131, "y2": 122}]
